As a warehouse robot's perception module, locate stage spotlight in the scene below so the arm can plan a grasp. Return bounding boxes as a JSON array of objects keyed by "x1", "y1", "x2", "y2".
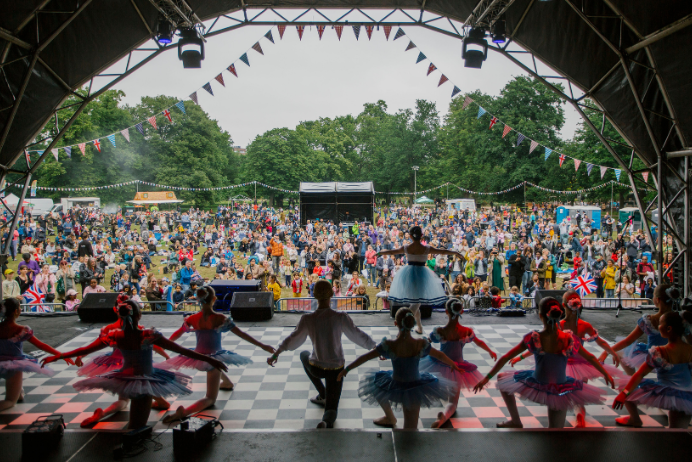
[
  {"x1": 492, "y1": 19, "x2": 506, "y2": 44},
  {"x1": 178, "y1": 28, "x2": 204, "y2": 68},
  {"x1": 462, "y1": 28, "x2": 488, "y2": 69},
  {"x1": 156, "y1": 17, "x2": 174, "y2": 44}
]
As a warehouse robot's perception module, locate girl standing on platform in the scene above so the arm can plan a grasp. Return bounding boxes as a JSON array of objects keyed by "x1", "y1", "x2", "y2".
[
  {"x1": 42, "y1": 300, "x2": 227, "y2": 429},
  {"x1": 474, "y1": 297, "x2": 615, "y2": 428},
  {"x1": 613, "y1": 311, "x2": 692, "y2": 428},
  {"x1": 0, "y1": 298, "x2": 73, "y2": 412},
  {"x1": 378, "y1": 226, "x2": 464, "y2": 334},
  {"x1": 420, "y1": 299, "x2": 498, "y2": 428},
  {"x1": 338, "y1": 307, "x2": 460, "y2": 429},
  {"x1": 160, "y1": 286, "x2": 275, "y2": 424}
]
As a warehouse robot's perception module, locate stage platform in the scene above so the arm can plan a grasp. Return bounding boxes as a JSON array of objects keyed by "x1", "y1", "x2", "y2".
[{"x1": 1, "y1": 428, "x2": 690, "y2": 462}]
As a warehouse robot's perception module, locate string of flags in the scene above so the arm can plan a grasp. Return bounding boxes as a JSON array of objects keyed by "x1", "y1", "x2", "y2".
[{"x1": 376, "y1": 179, "x2": 629, "y2": 196}]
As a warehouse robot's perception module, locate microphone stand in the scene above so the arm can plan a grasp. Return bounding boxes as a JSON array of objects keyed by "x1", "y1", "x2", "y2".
[{"x1": 616, "y1": 217, "x2": 632, "y2": 318}]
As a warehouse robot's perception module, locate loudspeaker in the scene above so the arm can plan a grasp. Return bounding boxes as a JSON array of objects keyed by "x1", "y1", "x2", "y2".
[
  {"x1": 390, "y1": 303, "x2": 432, "y2": 319},
  {"x1": 77, "y1": 292, "x2": 120, "y2": 322},
  {"x1": 230, "y1": 292, "x2": 274, "y2": 322},
  {"x1": 535, "y1": 289, "x2": 567, "y2": 308},
  {"x1": 210, "y1": 279, "x2": 261, "y2": 311}
]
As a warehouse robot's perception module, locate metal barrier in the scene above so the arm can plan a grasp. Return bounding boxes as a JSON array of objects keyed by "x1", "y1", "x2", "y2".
[
  {"x1": 140, "y1": 299, "x2": 200, "y2": 312},
  {"x1": 20, "y1": 302, "x2": 67, "y2": 313},
  {"x1": 275, "y1": 296, "x2": 372, "y2": 313}
]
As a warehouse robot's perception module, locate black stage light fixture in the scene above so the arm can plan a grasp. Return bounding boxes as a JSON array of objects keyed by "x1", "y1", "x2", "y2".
[
  {"x1": 462, "y1": 28, "x2": 488, "y2": 69},
  {"x1": 178, "y1": 27, "x2": 205, "y2": 68},
  {"x1": 492, "y1": 19, "x2": 506, "y2": 44},
  {"x1": 156, "y1": 17, "x2": 174, "y2": 45}
]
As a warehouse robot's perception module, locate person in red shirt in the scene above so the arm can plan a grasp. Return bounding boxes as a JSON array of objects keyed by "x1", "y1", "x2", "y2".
[
  {"x1": 178, "y1": 247, "x2": 193, "y2": 264},
  {"x1": 291, "y1": 272, "x2": 303, "y2": 297}
]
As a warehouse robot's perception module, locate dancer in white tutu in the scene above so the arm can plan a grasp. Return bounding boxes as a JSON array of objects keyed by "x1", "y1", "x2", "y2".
[
  {"x1": 43, "y1": 300, "x2": 227, "y2": 429},
  {"x1": 160, "y1": 286, "x2": 275, "y2": 424},
  {"x1": 474, "y1": 297, "x2": 615, "y2": 428},
  {"x1": 0, "y1": 299, "x2": 73, "y2": 412},
  {"x1": 338, "y1": 308, "x2": 460, "y2": 429},
  {"x1": 420, "y1": 299, "x2": 498, "y2": 428},
  {"x1": 379, "y1": 226, "x2": 464, "y2": 334}
]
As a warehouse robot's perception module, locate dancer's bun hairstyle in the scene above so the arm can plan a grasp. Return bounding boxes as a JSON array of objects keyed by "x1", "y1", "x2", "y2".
[
  {"x1": 655, "y1": 284, "x2": 680, "y2": 306},
  {"x1": 539, "y1": 297, "x2": 563, "y2": 326},
  {"x1": 409, "y1": 226, "x2": 423, "y2": 241},
  {"x1": 661, "y1": 311, "x2": 685, "y2": 337},
  {"x1": 445, "y1": 298, "x2": 464, "y2": 318},
  {"x1": 395, "y1": 307, "x2": 416, "y2": 331},
  {"x1": 0, "y1": 298, "x2": 20, "y2": 320},
  {"x1": 196, "y1": 285, "x2": 216, "y2": 304}
]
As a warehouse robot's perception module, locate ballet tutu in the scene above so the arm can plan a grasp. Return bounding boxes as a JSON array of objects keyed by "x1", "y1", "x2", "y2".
[
  {"x1": 620, "y1": 341, "x2": 648, "y2": 369},
  {"x1": 418, "y1": 356, "x2": 484, "y2": 390},
  {"x1": 388, "y1": 265, "x2": 448, "y2": 305},
  {"x1": 77, "y1": 349, "x2": 123, "y2": 377},
  {"x1": 627, "y1": 380, "x2": 692, "y2": 414},
  {"x1": 497, "y1": 370, "x2": 605, "y2": 411},
  {"x1": 358, "y1": 370, "x2": 455, "y2": 410},
  {"x1": 158, "y1": 350, "x2": 252, "y2": 372},
  {"x1": 73, "y1": 367, "x2": 192, "y2": 399},
  {"x1": 0, "y1": 357, "x2": 54, "y2": 378},
  {"x1": 523, "y1": 354, "x2": 625, "y2": 383}
]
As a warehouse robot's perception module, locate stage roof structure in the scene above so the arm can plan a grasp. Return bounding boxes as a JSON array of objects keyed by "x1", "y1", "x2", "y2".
[
  {"x1": 1, "y1": 1, "x2": 691, "y2": 292},
  {"x1": 127, "y1": 190, "x2": 183, "y2": 204}
]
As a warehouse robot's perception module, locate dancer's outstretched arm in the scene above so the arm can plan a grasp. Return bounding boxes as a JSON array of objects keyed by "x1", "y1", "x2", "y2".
[
  {"x1": 41, "y1": 338, "x2": 107, "y2": 366},
  {"x1": 474, "y1": 342, "x2": 527, "y2": 392},
  {"x1": 155, "y1": 337, "x2": 228, "y2": 372},
  {"x1": 337, "y1": 349, "x2": 380, "y2": 381},
  {"x1": 377, "y1": 247, "x2": 404, "y2": 257},
  {"x1": 578, "y1": 348, "x2": 615, "y2": 388},
  {"x1": 28, "y1": 336, "x2": 75, "y2": 365},
  {"x1": 231, "y1": 326, "x2": 275, "y2": 354},
  {"x1": 612, "y1": 363, "x2": 653, "y2": 409},
  {"x1": 597, "y1": 325, "x2": 643, "y2": 362}
]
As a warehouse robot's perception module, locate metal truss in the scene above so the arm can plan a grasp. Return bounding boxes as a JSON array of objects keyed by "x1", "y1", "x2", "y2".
[
  {"x1": 465, "y1": 0, "x2": 516, "y2": 29},
  {"x1": 147, "y1": 0, "x2": 204, "y2": 30}
]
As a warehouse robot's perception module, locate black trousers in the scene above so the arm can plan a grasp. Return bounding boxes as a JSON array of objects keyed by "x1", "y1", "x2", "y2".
[{"x1": 300, "y1": 351, "x2": 343, "y2": 428}]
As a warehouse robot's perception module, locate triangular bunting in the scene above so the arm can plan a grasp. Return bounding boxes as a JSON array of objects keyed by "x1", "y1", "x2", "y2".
[
  {"x1": 189, "y1": 92, "x2": 198, "y2": 104},
  {"x1": 278, "y1": 25, "x2": 286, "y2": 39},
  {"x1": 202, "y1": 83, "x2": 213, "y2": 96},
  {"x1": 148, "y1": 116, "x2": 157, "y2": 130},
  {"x1": 545, "y1": 147, "x2": 553, "y2": 161},
  {"x1": 227, "y1": 64, "x2": 237, "y2": 78},
  {"x1": 252, "y1": 42, "x2": 263, "y2": 55},
  {"x1": 296, "y1": 25, "x2": 304, "y2": 40},
  {"x1": 51, "y1": 148, "x2": 59, "y2": 161},
  {"x1": 426, "y1": 63, "x2": 436, "y2": 75},
  {"x1": 477, "y1": 107, "x2": 486, "y2": 119},
  {"x1": 352, "y1": 25, "x2": 360, "y2": 40},
  {"x1": 383, "y1": 25, "x2": 392, "y2": 40},
  {"x1": 405, "y1": 41, "x2": 416, "y2": 51},
  {"x1": 462, "y1": 96, "x2": 473, "y2": 110},
  {"x1": 642, "y1": 171, "x2": 649, "y2": 182},
  {"x1": 393, "y1": 28, "x2": 405, "y2": 41},
  {"x1": 93, "y1": 139, "x2": 101, "y2": 152},
  {"x1": 502, "y1": 124, "x2": 511, "y2": 138},
  {"x1": 317, "y1": 25, "x2": 325, "y2": 39},
  {"x1": 121, "y1": 128, "x2": 130, "y2": 141},
  {"x1": 239, "y1": 53, "x2": 249, "y2": 67},
  {"x1": 135, "y1": 123, "x2": 144, "y2": 135},
  {"x1": 64, "y1": 146, "x2": 71, "y2": 158},
  {"x1": 489, "y1": 117, "x2": 498, "y2": 130},
  {"x1": 416, "y1": 52, "x2": 426, "y2": 64},
  {"x1": 614, "y1": 169, "x2": 622, "y2": 181},
  {"x1": 366, "y1": 25, "x2": 373, "y2": 40},
  {"x1": 586, "y1": 163, "x2": 594, "y2": 176},
  {"x1": 215, "y1": 73, "x2": 225, "y2": 87},
  {"x1": 78, "y1": 143, "x2": 86, "y2": 155},
  {"x1": 559, "y1": 154, "x2": 566, "y2": 167},
  {"x1": 451, "y1": 86, "x2": 461, "y2": 98},
  {"x1": 335, "y1": 25, "x2": 343, "y2": 40},
  {"x1": 600, "y1": 166, "x2": 608, "y2": 178},
  {"x1": 107, "y1": 134, "x2": 116, "y2": 147},
  {"x1": 438, "y1": 75, "x2": 449, "y2": 87},
  {"x1": 265, "y1": 30, "x2": 274, "y2": 44},
  {"x1": 516, "y1": 133, "x2": 525, "y2": 147},
  {"x1": 529, "y1": 140, "x2": 539, "y2": 153},
  {"x1": 163, "y1": 109, "x2": 172, "y2": 123},
  {"x1": 574, "y1": 158, "x2": 581, "y2": 172}
]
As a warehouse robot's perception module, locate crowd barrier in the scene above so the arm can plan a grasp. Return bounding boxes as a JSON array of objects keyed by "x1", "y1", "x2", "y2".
[
  {"x1": 20, "y1": 302, "x2": 67, "y2": 313},
  {"x1": 275, "y1": 296, "x2": 371, "y2": 313},
  {"x1": 139, "y1": 299, "x2": 200, "y2": 312}
]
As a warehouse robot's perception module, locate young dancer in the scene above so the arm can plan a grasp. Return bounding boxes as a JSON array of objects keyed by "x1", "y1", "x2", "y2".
[
  {"x1": 379, "y1": 226, "x2": 464, "y2": 334},
  {"x1": 339, "y1": 307, "x2": 460, "y2": 429},
  {"x1": 42, "y1": 300, "x2": 228, "y2": 429},
  {"x1": 160, "y1": 286, "x2": 275, "y2": 424},
  {"x1": 420, "y1": 298, "x2": 498, "y2": 428},
  {"x1": 475, "y1": 297, "x2": 615, "y2": 428},
  {"x1": 0, "y1": 298, "x2": 73, "y2": 412},
  {"x1": 613, "y1": 311, "x2": 692, "y2": 428}
]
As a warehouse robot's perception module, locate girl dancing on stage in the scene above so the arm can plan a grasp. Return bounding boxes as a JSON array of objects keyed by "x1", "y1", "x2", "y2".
[
  {"x1": 474, "y1": 297, "x2": 615, "y2": 428},
  {"x1": 43, "y1": 300, "x2": 227, "y2": 429},
  {"x1": 0, "y1": 298, "x2": 73, "y2": 412},
  {"x1": 613, "y1": 311, "x2": 692, "y2": 428},
  {"x1": 160, "y1": 286, "x2": 275, "y2": 424},
  {"x1": 338, "y1": 307, "x2": 459, "y2": 429},
  {"x1": 378, "y1": 226, "x2": 464, "y2": 334},
  {"x1": 420, "y1": 298, "x2": 498, "y2": 428}
]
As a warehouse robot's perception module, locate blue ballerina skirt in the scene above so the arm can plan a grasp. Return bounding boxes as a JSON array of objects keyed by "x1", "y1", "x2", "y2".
[
  {"x1": 159, "y1": 350, "x2": 253, "y2": 372},
  {"x1": 358, "y1": 370, "x2": 455, "y2": 410},
  {"x1": 627, "y1": 379, "x2": 692, "y2": 415},
  {"x1": 388, "y1": 265, "x2": 448, "y2": 305}
]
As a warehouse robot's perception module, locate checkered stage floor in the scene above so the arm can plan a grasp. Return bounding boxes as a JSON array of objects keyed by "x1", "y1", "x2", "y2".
[{"x1": 0, "y1": 325, "x2": 675, "y2": 431}]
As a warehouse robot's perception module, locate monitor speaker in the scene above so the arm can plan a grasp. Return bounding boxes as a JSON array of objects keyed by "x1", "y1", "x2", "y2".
[
  {"x1": 229, "y1": 292, "x2": 274, "y2": 322},
  {"x1": 210, "y1": 279, "x2": 262, "y2": 311},
  {"x1": 535, "y1": 289, "x2": 567, "y2": 308},
  {"x1": 77, "y1": 293, "x2": 120, "y2": 322}
]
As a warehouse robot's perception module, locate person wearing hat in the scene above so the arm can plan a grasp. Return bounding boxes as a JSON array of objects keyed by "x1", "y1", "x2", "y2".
[
  {"x1": 2, "y1": 269, "x2": 22, "y2": 301},
  {"x1": 64, "y1": 289, "x2": 80, "y2": 311}
]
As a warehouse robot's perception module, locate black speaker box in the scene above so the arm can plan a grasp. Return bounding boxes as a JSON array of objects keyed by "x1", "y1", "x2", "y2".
[
  {"x1": 535, "y1": 289, "x2": 567, "y2": 308},
  {"x1": 390, "y1": 303, "x2": 432, "y2": 319},
  {"x1": 77, "y1": 293, "x2": 120, "y2": 322},
  {"x1": 210, "y1": 279, "x2": 261, "y2": 311},
  {"x1": 229, "y1": 291, "x2": 274, "y2": 322}
]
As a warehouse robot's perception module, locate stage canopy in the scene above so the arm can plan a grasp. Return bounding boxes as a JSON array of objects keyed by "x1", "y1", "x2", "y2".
[
  {"x1": 300, "y1": 182, "x2": 374, "y2": 226},
  {"x1": 126, "y1": 191, "x2": 183, "y2": 205}
]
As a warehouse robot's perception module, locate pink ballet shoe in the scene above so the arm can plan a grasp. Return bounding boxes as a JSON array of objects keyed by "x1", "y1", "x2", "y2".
[
  {"x1": 80, "y1": 408, "x2": 105, "y2": 428},
  {"x1": 575, "y1": 413, "x2": 586, "y2": 428},
  {"x1": 615, "y1": 416, "x2": 642, "y2": 428}
]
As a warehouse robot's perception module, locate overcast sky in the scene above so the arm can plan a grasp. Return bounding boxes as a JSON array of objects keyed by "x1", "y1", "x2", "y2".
[{"x1": 110, "y1": 22, "x2": 581, "y2": 148}]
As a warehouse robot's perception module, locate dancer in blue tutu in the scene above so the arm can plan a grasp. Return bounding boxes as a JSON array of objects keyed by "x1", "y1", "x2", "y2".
[
  {"x1": 421, "y1": 298, "x2": 497, "y2": 428},
  {"x1": 613, "y1": 311, "x2": 692, "y2": 428},
  {"x1": 338, "y1": 308, "x2": 460, "y2": 429},
  {"x1": 43, "y1": 300, "x2": 227, "y2": 429},
  {"x1": 0, "y1": 298, "x2": 73, "y2": 412},
  {"x1": 161, "y1": 286, "x2": 275, "y2": 423},
  {"x1": 378, "y1": 226, "x2": 464, "y2": 334},
  {"x1": 474, "y1": 297, "x2": 615, "y2": 428}
]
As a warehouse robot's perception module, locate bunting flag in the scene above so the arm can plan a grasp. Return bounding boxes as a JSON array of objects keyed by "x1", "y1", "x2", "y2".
[
  {"x1": 574, "y1": 158, "x2": 581, "y2": 172},
  {"x1": 427, "y1": 63, "x2": 436, "y2": 75},
  {"x1": 416, "y1": 52, "x2": 426, "y2": 64},
  {"x1": 642, "y1": 171, "x2": 649, "y2": 182},
  {"x1": 121, "y1": 128, "x2": 130, "y2": 141},
  {"x1": 529, "y1": 140, "x2": 539, "y2": 153},
  {"x1": 25, "y1": 150, "x2": 30, "y2": 164},
  {"x1": 239, "y1": 53, "x2": 249, "y2": 67},
  {"x1": 383, "y1": 25, "x2": 392, "y2": 40},
  {"x1": 502, "y1": 124, "x2": 512, "y2": 138},
  {"x1": 559, "y1": 153, "x2": 566, "y2": 167},
  {"x1": 405, "y1": 41, "x2": 416, "y2": 51},
  {"x1": 148, "y1": 116, "x2": 157, "y2": 130},
  {"x1": 296, "y1": 25, "x2": 304, "y2": 40},
  {"x1": 614, "y1": 169, "x2": 622, "y2": 181},
  {"x1": 366, "y1": 25, "x2": 373, "y2": 40},
  {"x1": 135, "y1": 122, "x2": 144, "y2": 135},
  {"x1": 163, "y1": 109, "x2": 172, "y2": 123},
  {"x1": 438, "y1": 75, "x2": 448, "y2": 87},
  {"x1": 265, "y1": 30, "x2": 274, "y2": 44},
  {"x1": 489, "y1": 117, "x2": 498, "y2": 129},
  {"x1": 394, "y1": 28, "x2": 405, "y2": 41},
  {"x1": 545, "y1": 147, "x2": 553, "y2": 161},
  {"x1": 189, "y1": 92, "x2": 198, "y2": 104},
  {"x1": 317, "y1": 25, "x2": 325, "y2": 39},
  {"x1": 175, "y1": 101, "x2": 186, "y2": 114},
  {"x1": 335, "y1": 25, "x2": 343, "y2": 40},
  {"x1": 477, "y1": 107, "x2": 486, "y2": 119},
  {"x1": 278, "y1": 25, "x2": 286, "y2": 39},
  {"x1": 214, "y1": 73, "x2": 225, "y2": 87},
  {"x1": 93, "y1": 139, "x2": 101, "y2": 152},
  {"x1": 462, "y1": 96, "x2": 473, "y2": 110},
  {"x1": 202, "y1": 83, "x2": 213, "y2": 96},
  {"x1": 107, "y1": 134, "x2": 116, "y2": 147},
  {"x1": 586, "y1": 163, "x2": 594, "y2": 176},
  {"x1": 78, "y1": 143, "x2": 86, "y2": 155},
  {"x1": 64, "y1": 146, "x2": 72, "y2": 158},
  {"x1": 252, "y1": 42, "x2": 263, "y2": 55},
  {"x1": 451, "y1": 86, "x2": 461, "y2": 98},
  {"x1": 600, "y1": 166, "x2": 608, "y2": 178},
  {"x1": 516, "y1": 133, "x2": 525, "y2": 147},
  {"x1": 51, "y1": 148, "x2": 59, "y2": 161},
  {"x1": 30, "y1": 180, "x2": 37, "y2": 197},
  {"x1": 227, "y1": 64, "x2": 237, "y2": 78},
  {"x1": 352, "y1": 25, "x2": 360, "y2": 40}
]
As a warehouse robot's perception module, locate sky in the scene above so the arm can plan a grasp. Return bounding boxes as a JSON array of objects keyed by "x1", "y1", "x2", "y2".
[{"x1": 108, "y1": 19, "x2": 582, "y2": 148}]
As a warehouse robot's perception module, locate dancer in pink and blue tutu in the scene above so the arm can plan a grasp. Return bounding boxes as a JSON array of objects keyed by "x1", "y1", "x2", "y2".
[
  {"x1": 420, "y1": 298, "x2": 498, "y2": 428},
  {"x1": 613, "y1": 311, "x2": 692, "y2": 428},
  {"x1": 338, "y1": 308, "x2": 460, "y2": 429},
  {"x1": 474, "y1": 297, "x2": 615, "y2": 428},
  {"x1": 160, "y1": 286, "x2": 275, "y2": 424},
  {"x1": 0, "y1": 298, "x2": 73, "y2": 412},
  {"x1": 43, "y1": 300, "x2": 227, "y2": 429}
]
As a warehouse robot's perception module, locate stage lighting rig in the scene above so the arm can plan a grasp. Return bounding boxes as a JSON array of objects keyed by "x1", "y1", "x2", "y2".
[
  {"x1": 462, "y1": 28, "x2": 488, "y2": 69},
  {"x1": 492, "y1": 18, "x2": 507, "y2": 44},
  {"x1": 156, "y1": 16, "x2": 174, "y2": 45},
  {"x1": 178, "y1": 27, "x2": 205, "y2": 68}
]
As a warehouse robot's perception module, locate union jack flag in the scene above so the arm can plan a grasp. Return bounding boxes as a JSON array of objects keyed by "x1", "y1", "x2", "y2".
[
  {"x1": 24, "y1": 284, "x2": 52, "y2": 312},
  {"x1": 569, "y1": 274, "x2": 597, "y2": 298}
]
